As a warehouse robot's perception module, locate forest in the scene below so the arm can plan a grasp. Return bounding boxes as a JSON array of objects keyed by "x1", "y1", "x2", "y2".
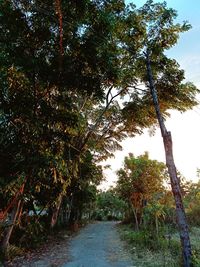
[{"x1": 0, "y1": 0, "x2": 199, "y2": 266}]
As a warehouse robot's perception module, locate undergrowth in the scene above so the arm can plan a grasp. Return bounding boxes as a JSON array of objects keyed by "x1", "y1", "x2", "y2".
[{"x1": 119, "y1": 224, "x2": 182, "y2": 267}]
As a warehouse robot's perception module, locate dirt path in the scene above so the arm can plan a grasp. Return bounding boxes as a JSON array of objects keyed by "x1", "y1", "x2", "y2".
[
  {"x1": 5, "y1": 221, "x2": 134, "y2": 267},
  {"x1": 63, "y1": 221, "x2": 134, "y2": 267}
]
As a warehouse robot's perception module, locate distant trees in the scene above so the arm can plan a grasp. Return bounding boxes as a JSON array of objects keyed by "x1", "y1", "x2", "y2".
[{"x1": 94, "y1": 189, "x2": 127, "y2": 221}]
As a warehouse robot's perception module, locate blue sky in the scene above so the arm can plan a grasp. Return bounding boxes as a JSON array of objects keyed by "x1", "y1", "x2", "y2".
[{"x1": 101, "y1": 0, "x2": 200, "y2": 189}]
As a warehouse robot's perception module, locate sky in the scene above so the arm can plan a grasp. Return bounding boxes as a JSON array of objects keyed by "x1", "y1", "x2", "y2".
[{"x1": 100, "y1": 0, "x2": 200, "y2": 189}]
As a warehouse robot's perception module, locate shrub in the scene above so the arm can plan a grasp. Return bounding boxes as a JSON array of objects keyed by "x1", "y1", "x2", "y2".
[
  {"x1": 119, "y1": 224, "x2": 182, "y2": 266},
  {"x1": 187, "y1": 207, "x2": 200, "y2": 226},
  {"x1": 192, "y1": 249, "x2": 200, "y2": 267},
  {"x1": 15, "y1": 218, "x2": 47, "y2": 248}
]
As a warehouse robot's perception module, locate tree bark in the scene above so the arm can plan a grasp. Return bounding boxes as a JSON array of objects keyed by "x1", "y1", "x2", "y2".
[
  {"x1": 130, "y1": 203, "x2": 139, "y2": 231},
  {"x1": 61, "y1": 199, "x2": 68, "y2": 226},
  {"x1": 155, "y1": 215, "x2": 159, "y2": 236},
  {"x1": 50, "y1": 194, "x2": 62, "y2": 229},
  {"x1": 145, "y1": 50, "x2": 192, "y2": 267},
  {"x1": 0, "y1": 179, "x2": 26, "y2": 258}
]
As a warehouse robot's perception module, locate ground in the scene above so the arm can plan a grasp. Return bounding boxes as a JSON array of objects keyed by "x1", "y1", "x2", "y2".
[{"x1": 5, "y1": 221, "x2": 134, "y2": 267}]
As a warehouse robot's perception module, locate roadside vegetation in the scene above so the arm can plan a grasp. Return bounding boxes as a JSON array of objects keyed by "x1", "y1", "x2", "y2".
[
  {"x1": 119, "y1": 213, "x2": 200, "y2": 267},
  {"x1": 115, "y1": 153, "x2": 200, "y2": 266}
]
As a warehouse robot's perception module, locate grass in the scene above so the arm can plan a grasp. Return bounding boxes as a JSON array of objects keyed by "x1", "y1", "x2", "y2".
[
  {"x1": 119, "y1": 224, "x2": 200, "y2": 266},
  {"x1": 190, "y1": 227, "x2": 200, "y2": 266}
]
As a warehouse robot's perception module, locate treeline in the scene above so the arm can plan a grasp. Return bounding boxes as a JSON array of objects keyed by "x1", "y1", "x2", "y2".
[
  {"x1": 0, "y1": 0, "x2": 199, "y2": 262},
  {"x1": 115, "y1": 153, "x2": 200, "y2": 229},
  {"x1": 94, "y1": 154, "x2": 200, "y2": 266},
  {"x1": 97, "y1": 153, "x2": 200, "y2": 231}
]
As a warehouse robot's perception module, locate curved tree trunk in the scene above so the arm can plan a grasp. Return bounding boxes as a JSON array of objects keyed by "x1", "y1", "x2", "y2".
[
  {"x1": 0, "y1": 198, "x2": 22, "y2": 257},
  {"x1": 0, "y1": 180, "x2": 26, "y2": 258},
  {"x1": 145, "y1": 50, "x2": 192, "y2": 267}
]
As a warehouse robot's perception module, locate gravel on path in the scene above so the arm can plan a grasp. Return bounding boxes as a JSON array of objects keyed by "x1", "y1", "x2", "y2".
[{"x1": 62, "y1": 221, "x2": 134, "y2": 267}]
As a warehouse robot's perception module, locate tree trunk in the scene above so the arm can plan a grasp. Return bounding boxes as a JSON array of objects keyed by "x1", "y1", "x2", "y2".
[
  {"x1": 155, "y1": 215, "x2": 159, "y2": 236},
  {"x1": 146, "y1": 50, "x2": 192, "y2": 267},
  {"x1": 62, "y1": 201, "x2": 67, "y2": 226},
  {"x1": 130, "y1": 203, "x2": 139, "y2": 231},
  {"x1": 50, "y1": 194, "x2": 62, "y2": 229},
  {"x1": 68, "y1": 206, "x2": 77, "y2": 225},
  {"x1": 68, "y1": 207, "x2": 79, "y2": 232},
  {"x1": 0, "y1": 179, "x2": 26, "y2": 258},
  {"x1": 0, "y1": 198, "x2": 22, "y2": 257}
]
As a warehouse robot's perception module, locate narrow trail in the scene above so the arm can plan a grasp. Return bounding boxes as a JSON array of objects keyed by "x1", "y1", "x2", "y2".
[{"x1": 63, "y1": 221, "x2": 134, "y2": 267}]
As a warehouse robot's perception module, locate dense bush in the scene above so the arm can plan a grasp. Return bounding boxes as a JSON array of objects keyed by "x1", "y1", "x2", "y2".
[{"x1": 187, "y1": 206, "x2": 200, "y2": 226}]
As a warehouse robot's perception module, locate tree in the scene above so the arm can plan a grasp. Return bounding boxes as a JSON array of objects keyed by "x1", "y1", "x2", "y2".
[
  {"x1": 0, "y1": 0, "x2": 136, "y2": 252},
  {"x1": 124, "y1": 1, "x2": 199, "y2": 265},
  {"x1": 116, "y1": 152, "x2": 167, "y2": 230},
  {"x1": 67, "y1": 150, "x2": 103, "y2": 225},
  {"x1": 182, "y1": 179, "x2": 200, "y2": 226}
]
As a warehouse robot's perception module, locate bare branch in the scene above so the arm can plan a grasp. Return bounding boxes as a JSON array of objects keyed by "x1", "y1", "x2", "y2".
[
  {"x1": 128, "y1": 86, "x2": 147, "y2": 93},
  {"x1": 106, "y1": 86, "x2": 114, "y2": 106}
]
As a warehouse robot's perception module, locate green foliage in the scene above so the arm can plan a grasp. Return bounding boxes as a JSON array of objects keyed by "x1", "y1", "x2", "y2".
[
  {"x1": 119, "y1": 223, "x2": 200, "y2": 266},
  {"x1": 24, "y1": 222, "x2": 46, "y2": 248},
  {"x1": 182, "y1": 180, "x2": 200, "y2": 226},
  {"x1": 187, "y1": 206, "x2": 200, "y2": 227},
  {"x1": 94, "y1": 189, "x2": 127, "y2": 221},
  {"x1": 116, "y1": 152, "x2": 167, "y2": 198},
  {"x1": 123, "y1": 1, "x2": 199, "y2": 131},
  {"x1": 116, "y1": 152, "x2": 169, "y2": 229},
  {"x1": 192, "y1": 251, "x2": 200, "y2": 267},
  {"x1": 191, "y1": 229, "x2": 200, "y2": 267}
]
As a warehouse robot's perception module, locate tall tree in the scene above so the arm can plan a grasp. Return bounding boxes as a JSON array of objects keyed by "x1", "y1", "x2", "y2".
[
  {"x1": 0, "y1": 0, "x2": 137, "y2": 250},
  {"x1": 124, "y1": 1, "x2": 199, "y2": 265}
]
